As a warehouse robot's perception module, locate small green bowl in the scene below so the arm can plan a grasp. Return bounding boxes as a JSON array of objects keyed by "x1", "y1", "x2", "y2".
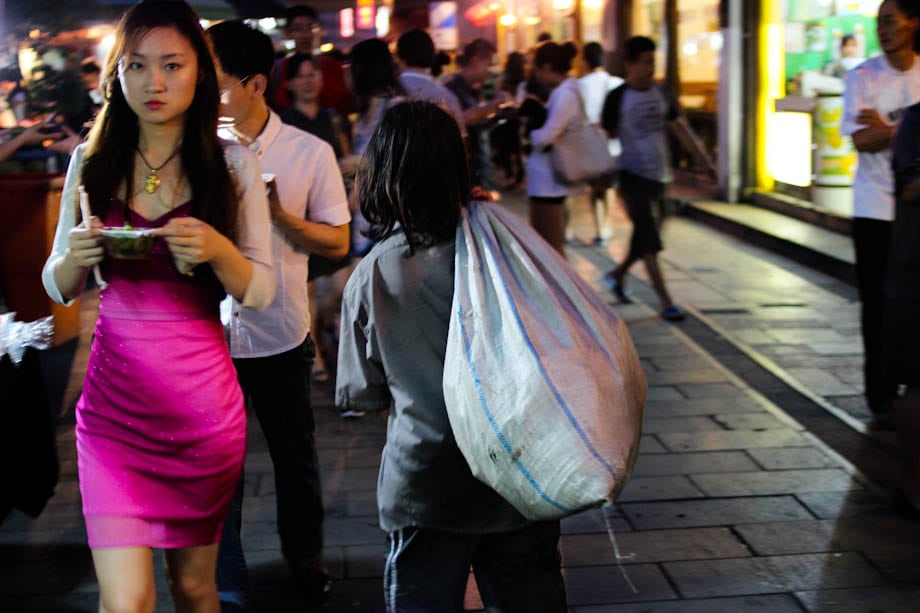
[{"x1": 101, "y1": 227, "x2": 156, "y2": 259}]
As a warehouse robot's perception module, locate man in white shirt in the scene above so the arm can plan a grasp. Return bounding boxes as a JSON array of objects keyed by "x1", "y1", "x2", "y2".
[
  {"x1": 841, "y1": 0, "x2": 920, "y2": 422},
  {"x1": 208, "y1": 21, "x2": 351, "y2": 609},
  {"x1": 578, "y1": 41, "x2": 623, "y2": 245}
]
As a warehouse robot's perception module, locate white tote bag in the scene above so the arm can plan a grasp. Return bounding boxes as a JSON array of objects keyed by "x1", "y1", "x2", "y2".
[{"x1": 443, "y1": 201, "x2": 646, "y2": 520}]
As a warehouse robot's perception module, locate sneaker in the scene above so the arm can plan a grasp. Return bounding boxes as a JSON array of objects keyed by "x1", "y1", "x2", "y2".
[
  {"x1": 341, "y1": 409, "x2": 366, "y2": 419},
  {"x1": 660, "y1": 305, "x2": 687, "y2": 322},
  {"x1": 592, "y1": 236, "x2": 609, "y2": 246},
  {"x1": 601, "y1": 272, "x2": 633, "y2": 304}
]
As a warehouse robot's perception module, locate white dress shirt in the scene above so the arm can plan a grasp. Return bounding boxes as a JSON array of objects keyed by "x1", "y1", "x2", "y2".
[{"x1": 221, "y1": 111, "x2": 351, "y2": 358}]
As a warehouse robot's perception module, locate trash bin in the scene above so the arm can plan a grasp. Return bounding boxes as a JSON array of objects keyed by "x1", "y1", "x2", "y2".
[{"x1": 0, "y1": 172, "x2": 80, "y2": 346}]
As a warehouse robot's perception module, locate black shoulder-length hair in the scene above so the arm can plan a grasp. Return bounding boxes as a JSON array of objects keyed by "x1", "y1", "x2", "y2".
[
  {"x1": 82, "y1": 0, "x2": 237, "y2": 241},
  {"x1": 357, "y1": 101, "x2": 470, "y2": 254}
]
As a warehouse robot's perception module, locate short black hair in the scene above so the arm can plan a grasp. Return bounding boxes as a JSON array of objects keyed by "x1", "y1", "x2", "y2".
[
  {"x1": 397, "y1": 29, "x2": 436, "y2": 69},
  {"x1": 533, "y1": 40, "x2": 577, "y2": 74},
  {"x1": 583, "y1": 41, "x2": 605, "y2": 69},
  {"x1": 841, "y1": 33, "x2": 856, "y2": 47},
  {"x1": 208, "y1": 20, "x2": 275, "y2": 80},
  {"x1": 458, "y1": 38, "x2": 496, "y2": 67},
  {"x1": 624, "y1": 36, "x2": 656, "y2": 63},
  {"x1": 285, "y1": 52, "x2": 316, "y2": 82},
  {"x1": 284, "y1": 5, "x2": 317, "y2": 25},
  {"x1": 537, "y1": 31, "x2": 552, "y2": 43},
  {"x1": 358, "y1": 100, "x2": 470, "y2": 254}
]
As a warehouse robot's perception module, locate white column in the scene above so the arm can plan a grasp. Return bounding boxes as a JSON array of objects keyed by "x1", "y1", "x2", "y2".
[{"x1": 717, "y1": 0, "x2": 744, "y2": 202}]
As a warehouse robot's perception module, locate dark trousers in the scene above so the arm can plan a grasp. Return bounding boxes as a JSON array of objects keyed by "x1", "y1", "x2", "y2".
[
  {"x1": 383, "y1": 521, "x2": 567, "y2": 613},
  {"x1": 619, "y1": 171, "x2": 665, "y2": 259},
  {"x1": 217, "y1": 336, "x2": 323, "y2": 603},
  {"x1": 853, "y1": 217, "x2": 896, "y2": 413}
]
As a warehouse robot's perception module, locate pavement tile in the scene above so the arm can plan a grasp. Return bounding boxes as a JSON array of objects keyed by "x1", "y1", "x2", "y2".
[
  {"x1": 561, "y1": 508, "x2": 632, "y2": 534},
  {"x1": 324, "y1": 517, "x2": 385, "y2": 547},
  {"x1": 675, "y1": 382, "x2": 742, "y2": 398},
  {"x1": 795, "y1": 587, "x2": 918, "y2": 613},
  {"x1": 658, "y1": 429, "x2": 810, "y2": 452},
  {"x1": 341, "y1": 543, "x2": 385, "y2": 578},
  {"x1": 640, "y1": 417, "x2": 722, "y2": 434},
  {"x1": 571, "y1": 593, "x2": 804, "y2": 612},
  {"x1": 663, "y1": 553, "x2": 887, "y2": 598},
  {"x1": 643, "y1": 396, "x2": 767, "y2": 416},
  {"x1": 644, "y1": 369, "x2": 730, "y2": 386},
  {"x1": 639, "y1": 435, "x2": 668, "y2": 454},
  {"x1": 712, "y1": 412, "x2": 792, "y2": 431},
  {"x1": 784, "y1": 368, "x2": 860, "y2": 396},
  {"x1": 631, "y1": 451, "x2": 760, "y2": 477},
  {"x1": 562, "y1": 564, "x2": 678, "y2": 605},
  {"x1": 862, "y1": 551, "x2": 920, "y2": 584},
  {"x1": 618, "y1": 476, "x2": 705, "y2": 502},
  {"x1": 807, "y1": 341, "x2": 864, "y2": 356},
  {"x1": 649, "y1": 356, "x2": 716, "y2": 372},
  {"x1": 690, "y1": 469, "x2": 857, "y2": 497},
  {"x1": 562, "y1": 527, "x2": 750, "y2": 566},
  {"x1": 767, "y1": 329, "x2": 849, "y2": 345},
  {"x1": 746, "y1": 447, "x2": 841, "y2": 470},
  {"x1": 733, "y1": 517, "x2": 920, "y2": 557},
  {"x1": 645, "y1": 386, "x2": 687, "y2": 402},
  {"x1": 621, "y1": 496, "x2": 814, "y2": 530},
  {"x1": 795, "y1": 490, "x2": 891, "y2": 519}
]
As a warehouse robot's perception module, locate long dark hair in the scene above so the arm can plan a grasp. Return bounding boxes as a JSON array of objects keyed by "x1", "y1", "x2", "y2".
[
  {"x1": 357, "y1": 101, "x2": 470, "y2": 254},
  {"x1": 82, "y1": 0, "x2": 237, "y2": 241}
]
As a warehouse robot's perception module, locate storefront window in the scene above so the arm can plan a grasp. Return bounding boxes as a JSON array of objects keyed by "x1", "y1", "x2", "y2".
[
  {"x1": 677, "y1": 0, "x2": 720, "y2": 111},
  {"x1": 764, "y1": 0, "x2": 881, "y2": 212}
]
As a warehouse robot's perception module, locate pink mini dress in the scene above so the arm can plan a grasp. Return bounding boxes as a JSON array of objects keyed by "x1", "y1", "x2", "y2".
[{"x1": 76, "y1": 199, "x2": 246, "y2": 549}]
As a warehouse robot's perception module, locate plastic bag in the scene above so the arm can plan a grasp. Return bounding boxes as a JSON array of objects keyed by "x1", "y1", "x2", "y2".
[
  {"x1": 0, "y1": 313, "x2": 54, "y2": 365},
  {"x1": 443, "y1": 201, "x2": 646, "y2": 520}
]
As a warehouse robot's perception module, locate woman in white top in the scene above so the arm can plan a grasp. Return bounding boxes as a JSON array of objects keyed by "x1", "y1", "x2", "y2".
[{"x1": 527, "y1": 41, "x2": 581, "y2": 255}]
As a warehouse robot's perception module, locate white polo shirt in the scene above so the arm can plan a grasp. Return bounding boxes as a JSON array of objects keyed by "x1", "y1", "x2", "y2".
[
  {"x1": 842, "y1": 54, "x2": 920, "y2": 220},
  {"x1": 221, "y1": 110, "x2": 351, "y2": 358}
]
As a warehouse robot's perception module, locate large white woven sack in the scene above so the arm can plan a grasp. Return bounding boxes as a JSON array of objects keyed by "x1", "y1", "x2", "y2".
[{"x1": 443, "y1": 201, "x2": 647, "y2": 520}]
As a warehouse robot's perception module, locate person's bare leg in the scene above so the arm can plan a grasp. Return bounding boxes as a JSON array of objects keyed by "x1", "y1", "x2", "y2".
[
  {"x1": 641, "y1": 253, "x2": 675, "y2": 311},
  {"x1": 308, "y1": 281, "x2": 327, "y2": 378},
  {"x1": 530, "y1": 200, "x2": 566, "y2": 256},
  {"x1": 164, "y1": 544, "x2": 221, "y2": 613},
  {"x1": 91, "y1": 546, "x2": 156, "y2": 613}
]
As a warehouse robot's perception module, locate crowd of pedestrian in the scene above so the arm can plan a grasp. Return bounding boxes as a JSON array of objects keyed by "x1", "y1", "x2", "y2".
[{"x1": 20, "y1": 0, "x2": 920, "y2": 611}]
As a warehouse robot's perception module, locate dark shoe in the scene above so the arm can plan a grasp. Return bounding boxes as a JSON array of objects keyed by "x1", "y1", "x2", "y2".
[
  {"x1": 295, "y1": 566, "x2": 332, "y2": 603},
  {"x1": 601, "y1": 272, "x2": 633, "y2": 304},
  {"x1": 592, "y1": 236, "x2": 609, "y2": 246},
  {"x1": 660, "y1": 305, "x2": 687, "y2": 322}
]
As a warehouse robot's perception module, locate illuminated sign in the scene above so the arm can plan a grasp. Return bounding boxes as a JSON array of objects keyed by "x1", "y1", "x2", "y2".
[
  {"x1": 340, "y1": 8, "x2": 355, "y2": 38},
  {"x1": 357, "y1": 0, "x2": 376, "y2": 29}
]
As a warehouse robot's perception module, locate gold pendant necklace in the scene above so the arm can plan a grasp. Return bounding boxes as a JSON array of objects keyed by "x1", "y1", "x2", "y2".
[{"x1": 137, "y1": 142, "x2": 183, "y2": 194}]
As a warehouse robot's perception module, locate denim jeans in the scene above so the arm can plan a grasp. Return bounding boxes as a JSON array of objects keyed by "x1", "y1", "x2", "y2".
[{"x1": 217, "y1": 336, "x2": 323, "y2": 606}]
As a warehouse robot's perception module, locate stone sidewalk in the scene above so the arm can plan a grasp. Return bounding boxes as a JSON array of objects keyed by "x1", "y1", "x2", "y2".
[{"x1": 2, "y1": 189, "x2": 919, "y2": 611}]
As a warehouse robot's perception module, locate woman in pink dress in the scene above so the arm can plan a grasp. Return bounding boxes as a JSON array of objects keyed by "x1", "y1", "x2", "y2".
[{"x1": 41, "y1": 1, "x2": 274, "y2": 610}]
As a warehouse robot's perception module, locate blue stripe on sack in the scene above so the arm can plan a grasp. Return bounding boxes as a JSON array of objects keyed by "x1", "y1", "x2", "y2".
[
  {"x1": 457, "y1": 299, "x2": 571, "y2": 514},
  {"x1": 477, "y1": 209, "x2": 616, "y2": 477}
]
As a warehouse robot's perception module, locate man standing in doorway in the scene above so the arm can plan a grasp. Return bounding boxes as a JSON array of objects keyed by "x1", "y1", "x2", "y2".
[
  {"x1": 841, "y1": 0, "x2": 920, "y2": 424},
  {"x1": 208, "y1": 20, "x2": 351, "y2": 609}
]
